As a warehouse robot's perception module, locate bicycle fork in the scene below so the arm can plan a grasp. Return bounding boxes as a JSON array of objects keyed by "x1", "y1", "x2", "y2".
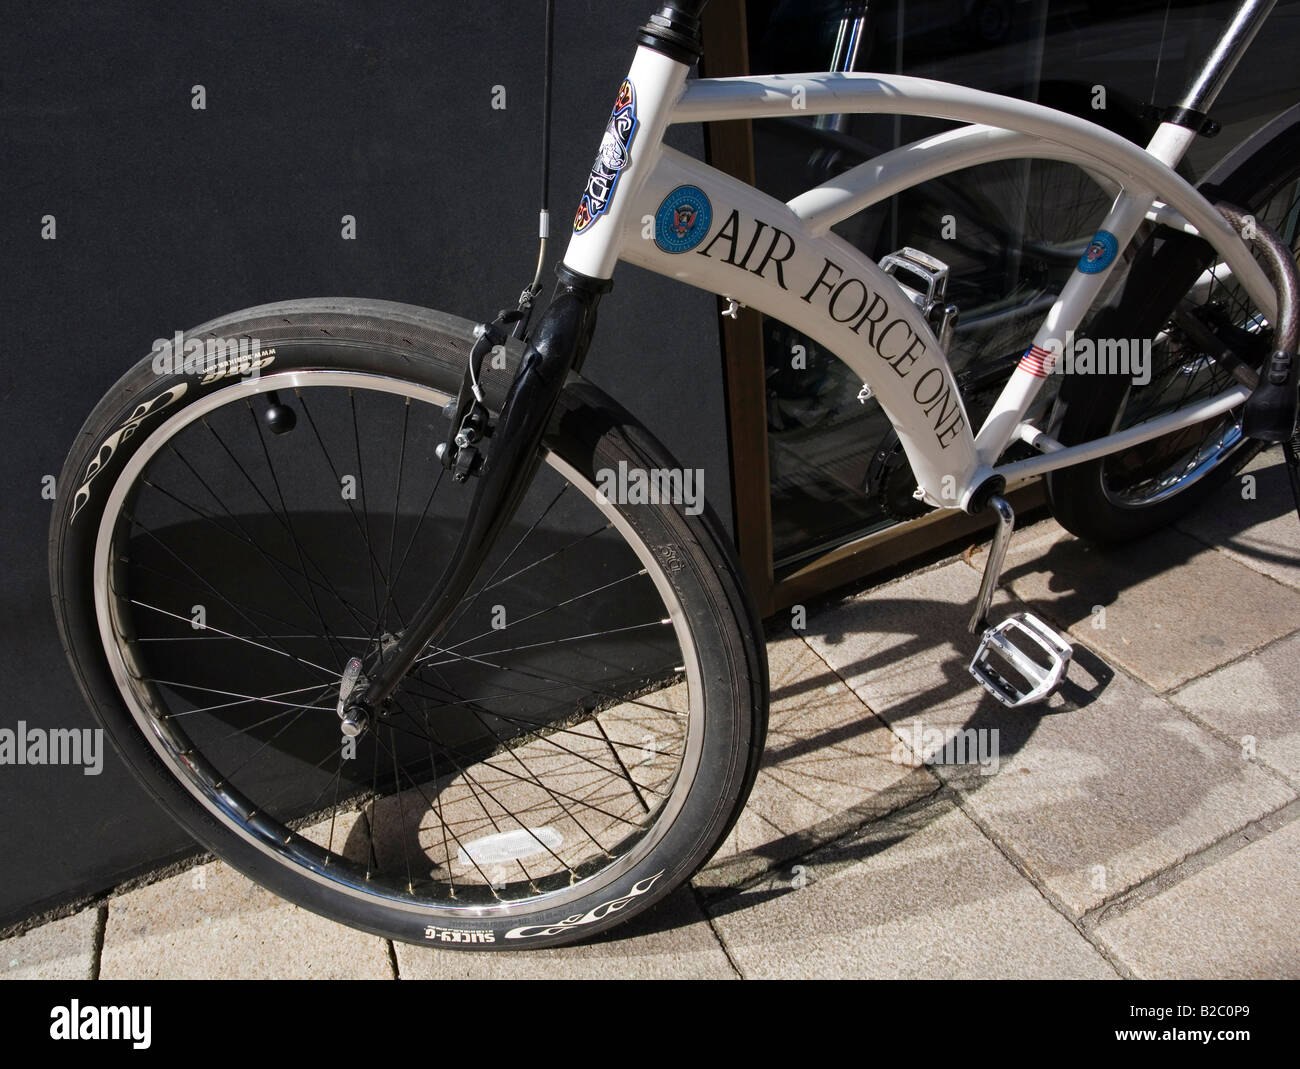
[
  {"x1": 338, "y1": 0, "x2": 708, "y2": 731},
  {"x1": 339, "y1": 267, "x2": 610, "y2": 735}
]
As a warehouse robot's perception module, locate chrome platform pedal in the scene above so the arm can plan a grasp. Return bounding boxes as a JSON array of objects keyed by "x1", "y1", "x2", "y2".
[{"x1": 969, "y1": 611, "x2": 1072, "y2": 707}]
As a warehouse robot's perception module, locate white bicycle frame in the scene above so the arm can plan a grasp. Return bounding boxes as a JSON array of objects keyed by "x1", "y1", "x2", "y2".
[{"x1": 560, "y1": 16, "x2": 1278, "y2": 514}]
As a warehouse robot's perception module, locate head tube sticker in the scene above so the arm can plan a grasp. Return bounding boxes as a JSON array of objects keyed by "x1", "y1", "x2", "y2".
[
  {"x1": 654, "y1": 185, "x2": 713, "y2": 253},
  {"x1": 573, "y1": 79, "x2": 638, "y2": 234},
  {"x1": 1078, "y1": 229, "x2": 1119, "y2": 274}
]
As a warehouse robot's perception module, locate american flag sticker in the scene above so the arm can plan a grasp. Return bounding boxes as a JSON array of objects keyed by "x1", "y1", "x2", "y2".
[{"x1": 1017, "y1": 344, "x2": 1057, "y2": 377}]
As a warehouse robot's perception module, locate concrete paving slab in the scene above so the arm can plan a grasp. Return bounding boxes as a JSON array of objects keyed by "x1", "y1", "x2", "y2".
[
  {"x1": 393, "y1": 885, "x2": 735, "y2": 979},
  {"x1": 695, "y1": 633, "x2": 940, "y2": 891},
  {"x1": 991, "y1": 523, "x2": 1300, "y2": 692},
  {"x1": 947, "y1": 672, "x2": 1293, "y2": 914},
  {"x1": 1176, "y1": 449, "x2": 1300, "y2": 592},
  {"x1": 1172, "y1": 630, "x2": 1300, "y2": 785},
  {"x1": 100, "y1": 811, "x2": 394, "y2": 979},
  {"x1": 0, "y1": 909, "x2": 98, "y2": 980},
  {"x1": 803, "y1": 559, "x2": 1294, "y2": 914},
  {"x1": 1098, "y1": 818, "x2": 1300, "y2": 978},
  {"x1": 706, "y1": 795, "x2": 1116, "y2": 979},
  {"x1": 802, "y1": 559, "x2": 1026, "y2": 733}
]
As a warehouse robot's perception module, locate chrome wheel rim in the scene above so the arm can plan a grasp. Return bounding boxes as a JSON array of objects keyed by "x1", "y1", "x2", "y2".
[{"x1": 93, "y1": 369, "x2": 705, "y2": 918}]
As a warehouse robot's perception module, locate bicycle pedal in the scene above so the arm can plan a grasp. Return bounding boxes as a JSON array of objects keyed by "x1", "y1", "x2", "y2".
[
  {"x1": 880, "y1": 247, "x2": 959, "y2": 351},
  {"x1": 969, "y1": 612, "x2": 1072, "y2": 707}
]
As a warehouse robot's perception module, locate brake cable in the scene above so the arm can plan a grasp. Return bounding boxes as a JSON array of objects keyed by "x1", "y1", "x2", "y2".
[
  {"x1": 514, "y1": 0, "x2": 557, "y2": 341},
  {"x1": 438, "y1": 0, "x2": 558, "y2": 476}
]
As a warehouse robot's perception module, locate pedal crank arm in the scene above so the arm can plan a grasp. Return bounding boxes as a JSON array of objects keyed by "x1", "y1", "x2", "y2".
[{"x1": 969, "y1": 494, "x2": 1015, "y2": 634}]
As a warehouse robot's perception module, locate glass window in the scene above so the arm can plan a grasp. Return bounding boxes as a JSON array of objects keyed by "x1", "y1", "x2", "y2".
[{"x1": 744, "y1": 0, "x2": 1300, "y2": 574}]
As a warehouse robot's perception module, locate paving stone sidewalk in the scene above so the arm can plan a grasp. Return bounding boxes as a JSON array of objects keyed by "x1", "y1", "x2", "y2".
[{"x1": 4, "y1": 451, "x2": 1297, "y2": 979}]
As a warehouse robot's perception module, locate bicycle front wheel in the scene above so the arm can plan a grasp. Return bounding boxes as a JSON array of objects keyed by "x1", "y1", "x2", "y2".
[{"x1": 50, "y1": 298, "x2": 767, "y2": 948}]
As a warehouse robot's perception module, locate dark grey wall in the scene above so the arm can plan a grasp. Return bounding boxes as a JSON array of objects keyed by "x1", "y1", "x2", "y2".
[{"x1": 0, "y1": 0, "x2": 731, "y2": 926}]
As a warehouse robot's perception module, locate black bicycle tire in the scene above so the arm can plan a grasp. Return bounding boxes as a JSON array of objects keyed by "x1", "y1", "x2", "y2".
[{"x1": 49, "y1": 298, "x2": 769, "y2": 949}]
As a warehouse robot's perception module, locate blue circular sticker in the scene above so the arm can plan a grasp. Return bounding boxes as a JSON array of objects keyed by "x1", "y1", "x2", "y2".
[
  {"x1": 654, "y1": 185, "x2": 712, "y2": 254},
  {"x1": 1077, "y1": 229, "x2": 1119, "y2": 274}
]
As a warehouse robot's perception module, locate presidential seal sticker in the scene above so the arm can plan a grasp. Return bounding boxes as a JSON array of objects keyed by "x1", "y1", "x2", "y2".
[
  {"x1": 1077, "y1": 229, "x2": 1119, "y2": 274},
  {"x1": 573, "y1": 79, "x2": 639, "y2": 234},
  {"x1": 654, "y1": 185, "x2": 713, "y2": 253}
]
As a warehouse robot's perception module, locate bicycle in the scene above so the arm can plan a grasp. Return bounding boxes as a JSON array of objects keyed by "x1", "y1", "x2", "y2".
[{"x1": 49, "y1": 0, "x2": 1300, "y2": 949}]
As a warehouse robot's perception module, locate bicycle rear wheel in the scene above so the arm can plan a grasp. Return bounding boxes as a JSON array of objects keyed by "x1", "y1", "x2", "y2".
[
  {"x1": 50, "y1": 299, "x2": 767, "y2": 948},
  {"x1": 1045, "y1": 108, "x2": 1300, "y2": 543}
]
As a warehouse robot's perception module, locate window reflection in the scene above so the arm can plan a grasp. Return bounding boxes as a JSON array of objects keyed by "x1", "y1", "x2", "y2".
[{"x1": 746, "y1": 0, "x2": 1300, "y2": 572}]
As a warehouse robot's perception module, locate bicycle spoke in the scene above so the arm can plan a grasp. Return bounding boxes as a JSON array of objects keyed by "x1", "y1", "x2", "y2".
[
  {"x1": 415, "y1": 659, "x2": 615, "y2": 863},
  {"x1": 416, "y1": 642, "x2": 687, "y2": 719},
  {"x1": 125, "y1": 598, "x2": 339, "y2": 679},
  {"x1": 380, "y1": 711, "x2": 647, "y2": 834},
  {"x1": 396, "y1": 673, "x2": 672, "y2": 806},
  {"x1": 120, "y1": 522, "x2": 343, "y2": 678},
  {"x1": 347, "y1": 389, "x2": 385, "y2": 629},
  {"x1": 150, "y1": 448, "x2": 380, "y2": 637},
  {"x1": 245, "y1": 400, "x2": 354, "y2": 669},
  {"x1": 440, "y1": 482, "x2": 574, "y2": 637},
  {"x1": 421, "y1": 616, "x2": 671, "y2": 667},
  {"x1": 294, "y1": 390, "x2": 399, "y2": 628},
  {"x1": 122, "y1": 550, "x2": 344, "y2": 662},
  {"x1": 430, "y1": 568, "x2": 649, "y2": 659},
  {"x1": 378, "y1": 398, "x2": 412, "y2": 638},
  {"x1": 145, "y1": 679, "x2": 336, "y2": 716},
  {"x1": 376, "y1": 699, "x2": 541, "y2": 890}
]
